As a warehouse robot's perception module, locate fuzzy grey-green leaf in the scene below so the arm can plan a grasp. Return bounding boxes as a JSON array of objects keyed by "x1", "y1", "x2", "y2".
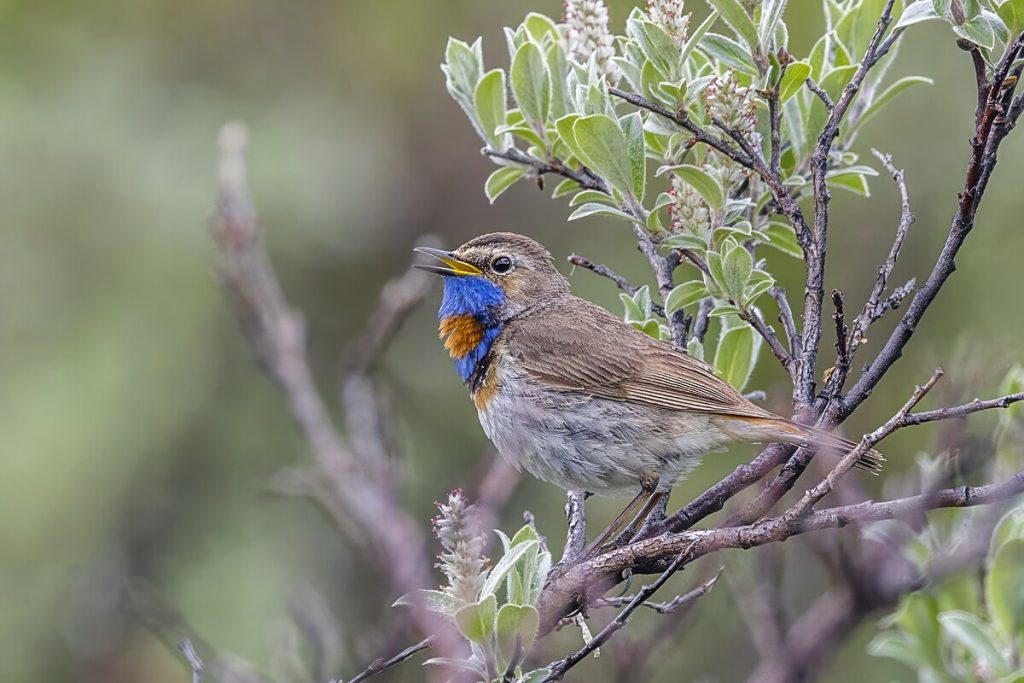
[
  {"x1": 572, "y1": 114, "x2": 635, "y2": 197},
  {"x1": 511, "y1": 42, "x2": 551, "y2": 130}
]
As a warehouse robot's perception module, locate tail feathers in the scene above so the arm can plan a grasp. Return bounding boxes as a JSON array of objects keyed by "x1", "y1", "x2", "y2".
[{"x1": 768, "y1": 419, "x2": 885, "y2": 474}]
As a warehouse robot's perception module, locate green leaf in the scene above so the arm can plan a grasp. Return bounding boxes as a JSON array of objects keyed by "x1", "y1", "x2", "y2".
[
  {"x1": 632, "y1": 319, "x2": 664, "y2": 339},
  {"x1": 552, "y1": 177, "x2": 580, "y2": 199},
  {"x1": 709, "y1": 304, "x2": 742, "y2": 317},
  {"x1": 682, "y1": 10, "x2": 720, "y2": 64},
  {"x1": 621, "y1": 112, "x2": 647, "y2": 201},
  {"x1": 511, "y1": 42, "x2": 551, "y2": 131},
  {"x1": 662, "y1": 233, "x2": 710, "y2": 251},
  {"x1": 744, "y1": 270, "x2": 775, "y2": 305},
  {"x1": 826, "y1": 168, "x2": 873, "y2": 196},
  {"x1": 443, "y1": 37, "x2": 484, "y2": 137},
  {"x1": 701, "y1": 33, "x2": 759, "y2": 74},
  {"x1": 546, "y1": 42, "x2": 571, "y2": 121},
  {"x1": 714, "y1": 324, "x2": 758, "y2": 389},
  {"x1": 572, "y1": 114, "x2": 635, "y2": 197},
  {"x1": 778, "y1": 61, "x2": 811, "y2": 102},
  {"x1": 759, "y1": 0, "x2": 789, "y2": 49},
  {"x1": 687, "y1": 337, "x2": 705, "y2": 360},
  {"x1": 848, "y1": 76, "x2": 933, "y2": 138},
  {"x1": 555, "y1": 114, "x2": 585, "y2": 160},
  {"x1": 761, "y1": 221, "x2": 803, "y2": 258},
  {"x1": 722, "y1": 243, "x2": 753, "y2": 299},
  {"x1": 569, "y1": 189, "x2": 615, "y2": 207},
  {"x1": 475, "y1": 69, "x2": 508, "y2": 148},
  {"x1": 661, "y1": 165, "x2": 725, "y2": 211},
  {"x1": 998, "y1": 0, "x2": 1024, "y2": 36},
  {"x1": 495, "y1": 123, "x2": 546, "y2": 148},
  {"x1": 568, "y1": 203, "x2": 636, "y2": 222},
  {"x1": 495, "y1": 604, "x2": 541, "y2": 659},
  {"x1": 523, "y1": 12, "x2": 559, "y2": 43},
  {"x1": 485, "y1": 166, "x2": 525, "y2": 203},
  {"x1": 897, "y1": 0, "x2": 942, "y2": 27},
  {"x1": 820, "y1": 64, "x2": 860, "y2": 100},
  {"x1": 987, "y1": 538, "x2": 1024, "y2": 642},
  {"x1": 954, "y1": 12, "x2": 999, "y2": 49},
  {"x1": 868, "y1": 631, "x2": 929, "y2": 670},
  {"x1": 621, "y1": 292, "x2": 644, "y2": 322},
  {"x1": 423, "y1": 657, "x2": 488, "y2": 675},
  {"x1": 665, "y1": 281, "x2": 709, "y2": 315},
  {"x1": 393, "y1": 589, "x2": 462, "y2": 616},
  {"x1": 938, "y1": 611, "x2": 1012, "y2": 676},
  {"x1": 628, "y1": 19, "x2": 681, "y2": 80},
  {"x1": 838, "y1": 0, "x2": 888, "y2": 56},
  {"x1": 706, "y1": 0, "x2": 761, "y2": 52},
  {"x1": 480, "y1": 541, "x2": 539, "y2": 598}
]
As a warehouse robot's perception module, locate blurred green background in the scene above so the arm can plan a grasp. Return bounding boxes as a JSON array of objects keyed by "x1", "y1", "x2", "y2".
[{"x1": 2, "y1": 1, "x2": 1022, "y2": 681}]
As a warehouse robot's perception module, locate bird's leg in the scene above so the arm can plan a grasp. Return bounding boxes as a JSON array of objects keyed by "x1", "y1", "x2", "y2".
[
  {"x1": 576, "y1": 488, "x2": 649, "y2": 562},
  {"x1": 607, "y1": 490, "x2": 668, "y2": 549}
]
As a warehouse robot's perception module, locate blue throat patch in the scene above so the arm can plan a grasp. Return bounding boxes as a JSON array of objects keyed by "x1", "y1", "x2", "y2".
[{"x1": 438, "y1": 275, "x2": 505, "y2": 385}]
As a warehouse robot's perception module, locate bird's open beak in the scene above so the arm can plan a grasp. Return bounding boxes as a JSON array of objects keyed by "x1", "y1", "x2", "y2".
[{"x1": 413, "y1": 247, "x2": 483, "y2": 276}]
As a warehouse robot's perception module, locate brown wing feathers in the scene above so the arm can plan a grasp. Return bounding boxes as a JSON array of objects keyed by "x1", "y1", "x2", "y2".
[
  {"x1": 508, "y1": 296, "x2": 884, "y2": 472},
  {"x1": 509, "y1": 297, "x2": 766, "y2": 418}
]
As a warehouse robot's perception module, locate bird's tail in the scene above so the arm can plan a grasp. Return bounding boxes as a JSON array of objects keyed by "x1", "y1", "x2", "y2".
[{"x1": 744, "y1": 417, "x2": 885, "y2": 474}]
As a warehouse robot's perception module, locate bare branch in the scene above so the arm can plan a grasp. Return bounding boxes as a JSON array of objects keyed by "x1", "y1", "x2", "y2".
[
  {"x1": 609, "y1": 87, "x2": 814, "y2": 251},
  {"x1": 797, "y1": 0, "x2": 903, "y2": 411},
  {"x1": 594, "y1": 569, "x2": 721, "y2": 614},
  {"x1": 561, "y1": 490, "x2": 588, "y2": 565},
  {"x1": 786, "y1": 368, "x2": 943, "y2": 519},
  {"x1": 739, "y1": 307, "x2": 794, "y2": 376},
  {"x1": 772, "y1": 286, "x2": 800, "y2": 355},
  {"x1": 214, "y1": 123, "x2": 451, "y2": 654},
  {"x1": 178, "y1": 639, "x2": 204, "y2": 683},
  {"x1": 844, "y1": 32, "x2": 1024, "y2": 415},
  {"x1": 608, "y1": 86, "x2": 754, "y2": 168},
  {"x1": 822, "y1": 289, "x2": 850, "y2": 401},
  {"x1": 902, "y1": 390, "x2": 1024, "y2": 427},
  {"x1": 537, "y1": 471, "x2": 1024, "y2": 634},
  {"x1": 343, "y1": 637, "x2": 435, "y2": 683},
  {"x1": 542, "y1": 542, "x2": 701, "y2": 681},
  {"x1": 805, "y1": 77, "x2": 834, "y2": 110},
  {"x1": 846, "y1": 150, "x2": 915, "y2": 360},
  {"x1": 484, "y1": 147, "x2": 608, "y2": 193},
  {"x1": 567, "y1": 254, "x2": 658, "y2": 313}
]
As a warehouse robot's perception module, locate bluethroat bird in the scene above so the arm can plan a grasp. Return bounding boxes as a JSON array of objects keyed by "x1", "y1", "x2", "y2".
[{"x1": 415, "y1": 233, "x2": 882, "y2": 552}]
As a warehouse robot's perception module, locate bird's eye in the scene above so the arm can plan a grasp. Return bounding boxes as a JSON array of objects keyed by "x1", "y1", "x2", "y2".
[{"x1": 491, "y1": 256, "x2": 513, "y2": 274}]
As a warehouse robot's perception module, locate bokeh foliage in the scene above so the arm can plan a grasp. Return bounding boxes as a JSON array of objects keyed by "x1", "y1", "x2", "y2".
[{"x1": 1, "y1": 1, "x2": 1023, "y2": 682}]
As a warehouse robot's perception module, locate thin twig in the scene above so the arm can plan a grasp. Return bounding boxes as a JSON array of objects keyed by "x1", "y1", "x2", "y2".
[
  {"x1": 542, "y1": 542, "x2": 700, "y2": 681},
  {"x1": 594, "y1": 570, "x2": 722, "y2": 614},
  {"x1": 178, "y1": 639, "x2": 204, "y2": 683},
  {"x1": 484, "y1": 147, "x2": 609, "y2": 193},
  {"x1": 903, "y1": 391, "x2": 1024, "y2": 427},
  {"x1": 847, "y1": 150, "x2": 915, "y2": 359},
  {"x1": 772, "y1": 286, "x2": 800, "y2": 355},
  {"x1": 823, "y1": 289, "x2": 850, "y2": 400},
  {"x1": 844, "y1": 31, "x2": 1024, "y2": 415},
  {"x1": 786, "y1": 368, "x2": 944, "y2": 519},
  {"x1": 343, "y1": 637, "x2": 435, "y2": 683},
  {"x1": 567, "y1": 254, "x2": 667, "y2": 317},
  {"x1": 739, "y1": 307, "x2": 794, "y2": 376},
  {"x1": 805, "y1": 77, "x2": 835, "y2": 110},
  {"x1": 561, "y1": 490, "x2": 588, "y2": 565}
]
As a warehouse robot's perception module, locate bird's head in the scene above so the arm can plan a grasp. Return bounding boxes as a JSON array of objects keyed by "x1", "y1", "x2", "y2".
[
  {"x1": 414, "y1": 232, "x2": 569, "y2": 324},
  {"x1": 414, "y1": 232, "x2": 570, "y2": 386}
]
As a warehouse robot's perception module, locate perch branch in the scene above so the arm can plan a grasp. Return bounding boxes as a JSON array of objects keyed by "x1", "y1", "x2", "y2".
[{"x1": 537, "y1": 471, "x2": 1024, "y2": 635}]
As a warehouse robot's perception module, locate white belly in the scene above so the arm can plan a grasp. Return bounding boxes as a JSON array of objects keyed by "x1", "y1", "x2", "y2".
[{"x1": 477, "y1": 375, "x2": 731, "y2": 496}]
